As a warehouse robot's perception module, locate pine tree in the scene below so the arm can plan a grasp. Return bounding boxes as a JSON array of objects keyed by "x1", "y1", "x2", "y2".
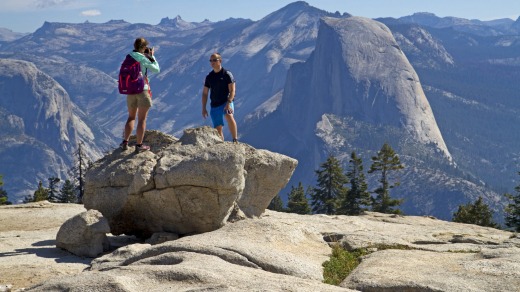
[
  {"x1": 268, "y1": 194, "x2": 285, "y2": 212},
  {"x1": 23, "y1": 195, "x2": 34, "y2": 203},
  {"x1": 0, "y1": 175, "x2": 11, "y2": 205},
  {"x1": 504, "y1": 177, "x2": 520, "y2": 231},
  {"x1": 32, "y1": 180, "x2": 50, "y2": 202},
  {"x1": 69, "y1": 142, "x2": 91, "y2": 203},
  {"x1": 47, "y1": 177, "x2": 61, "y2": 203},
  {"x1": 58, "y1": 179, "x2": 78, "y2": 203},
  {"x1": 338, "y1": 151, "x2": 371, "y2": 215},
  {"x1": 453, "y1": 196, "x2": 499, "y2": 228},
  {"x1": 0, "y1": 188, "x2": 10, "y2": 205},
  {"x1": 311, "y1": 155, "x2": 347, "y2": 215},
  {"x1": 286, "y1": 182, "x2": 311, "y2": 214},
  {"x1": 368, "y1": 143, "x2": 404, "y2": 214}
]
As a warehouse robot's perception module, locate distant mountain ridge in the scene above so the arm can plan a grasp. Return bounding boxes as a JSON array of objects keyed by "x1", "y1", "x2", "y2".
[
  {"x1": 396, "y1": 12, "x2": 520, "y2": 36},
  {"x1": 0, "y1": 28, "x2": 28, "y2": 42},
  {"x1": 0, "y1": 2, "x2": 518, "y2": 223}
]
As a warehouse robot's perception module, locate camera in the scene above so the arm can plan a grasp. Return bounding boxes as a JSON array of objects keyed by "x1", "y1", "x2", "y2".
[{"x1": 144, "y1": 47, "x2": 151, "y2": 54}]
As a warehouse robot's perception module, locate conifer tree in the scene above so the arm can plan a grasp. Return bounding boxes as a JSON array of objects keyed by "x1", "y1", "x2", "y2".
[
  {"x1": 0, "y1": 188, "x2": 9, "y2": 205},
  {"x1": 311, "y1": 155, "x2": 347, "y2": 215},
  {"x1": 338, "y1": 151, "x2": 371, "y2": 215},
  {"x1": 504, "y1": 176, "x2": 520, "y2": 231},
  {"x1": 58, "y1": 179, "x2": 78, "y2": 203},
  {"x1": 268, "y1": 194, "x2": 285, "y2": 212},
  {"x1": 286, "y1": 182, "x2": 311, "y2": 214},
  {"x1": 47, "y1": 177, "x2": 61, "y2": 203},
  {"x1": 0, "y1": 175, "x2": 11, "y2": 205},
  {"x1": 69, "y1": 142, "x2": 91, "y2": 203},
  {"x1": 32, "y1": 180, "x2": 49, "y2": 202},
  {"x1": 23, "y1": 194, "x2": 34, "y2": 204},
  {"x1": 368, "y1": 143, "x2": 404, "y2": 214},
  {"x1": 453, "y1": 196, "x2": 499, "y2": 228}
]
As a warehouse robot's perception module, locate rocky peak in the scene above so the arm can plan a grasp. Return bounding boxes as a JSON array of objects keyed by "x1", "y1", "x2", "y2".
[
  {"x1": 512, "y1": 16, "x2": 520, "y2": 32},
  {"x1": 282, "y1": 16, "x2": 452, "y2": 161},
  {"x1": 0, "y1": 27, "x2": 28, "y2": 41},
  {"x1": 399, "y1": 12, "x2": 443, "y2": 27},
  {"x1": 158, "y1": 15, "x2": 202, "y2": 30}
]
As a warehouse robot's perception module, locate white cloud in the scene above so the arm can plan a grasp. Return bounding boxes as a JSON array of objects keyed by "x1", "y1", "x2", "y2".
[
  {"x1": 35, "y1": 0, "x2": 77, "y2": 9},
  {"x1": 81, "y1": 9, "x2": 101, "y2": 17},
  {"x1": 0, "y1": 0, "x2": 36, "y2": 10},
  {"x1": 0, "y1": 0, "x2": 95, "y2": 11}
]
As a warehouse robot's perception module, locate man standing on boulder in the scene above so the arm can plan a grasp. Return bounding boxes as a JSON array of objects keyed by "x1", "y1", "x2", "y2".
[{"x1": 202, "y1": 53, "x2": 238, "y2": 143}]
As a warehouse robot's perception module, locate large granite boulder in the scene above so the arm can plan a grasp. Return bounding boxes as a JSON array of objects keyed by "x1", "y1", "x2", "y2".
[{"x1": 83, "y1": 127, "x2": 297, "y2": 238}]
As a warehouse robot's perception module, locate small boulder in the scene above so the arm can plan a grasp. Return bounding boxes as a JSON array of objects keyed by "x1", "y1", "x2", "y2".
[{"x1": 56, "y1": 209, "x2": 110, "y2": 257}]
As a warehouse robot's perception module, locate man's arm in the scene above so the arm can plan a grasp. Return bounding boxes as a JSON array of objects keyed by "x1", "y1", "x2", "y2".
[
  {"x1": 202, "y1": 86, "x2": 209, "y2": 118},
  {"x1": 224, "y1": 82, "x2": 235, "y2": 114},
  {"x1": 227, "y1": 82, "x2": 235, "y2": 102}
]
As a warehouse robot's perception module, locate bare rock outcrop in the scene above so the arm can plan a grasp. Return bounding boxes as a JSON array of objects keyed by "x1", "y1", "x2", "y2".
[
  {"x1": 24, "y1": 211, "x2": 519, "y2": 291},
  {"x1": 83, "y1": 126, "x2": 298, "y2": 238}
]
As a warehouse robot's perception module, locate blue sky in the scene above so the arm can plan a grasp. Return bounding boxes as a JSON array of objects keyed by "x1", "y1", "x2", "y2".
[{"x1": 1, "y1": 0, "x2": 519, "y2": 33}]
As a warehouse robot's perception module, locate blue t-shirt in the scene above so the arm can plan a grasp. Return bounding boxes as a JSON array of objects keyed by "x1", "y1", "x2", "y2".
[{"x1": 204, "y1": 68, "x2": 235, "y2": 108}]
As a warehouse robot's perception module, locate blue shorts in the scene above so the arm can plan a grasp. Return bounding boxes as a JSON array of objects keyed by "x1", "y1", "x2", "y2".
[{"x1": 210, "y1": 102, "x2": 234, "y2": 127}]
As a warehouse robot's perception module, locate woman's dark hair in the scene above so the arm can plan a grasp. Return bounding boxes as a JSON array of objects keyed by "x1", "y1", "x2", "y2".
[{"x1": 134, "y1": 38, "x2": 149, "y2": 51}]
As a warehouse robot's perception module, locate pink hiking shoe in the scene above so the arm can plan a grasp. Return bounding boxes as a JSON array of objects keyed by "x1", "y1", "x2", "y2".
[{"x1": 135, "y1": 144, "x2": 150, "y2": 153}]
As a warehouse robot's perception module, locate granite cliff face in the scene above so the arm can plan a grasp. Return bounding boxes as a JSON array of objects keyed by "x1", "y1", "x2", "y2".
[
  {"x1": 0, "y1": 59, "x2": 108, "y2": 201},
  {"x1": 282, "y1": 16, "x2": 451, "y2": 161}
]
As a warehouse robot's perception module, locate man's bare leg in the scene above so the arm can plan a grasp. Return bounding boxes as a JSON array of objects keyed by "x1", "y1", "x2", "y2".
[
  {"x1": 215, "y1": 125, "x2": 224, "y2": 140},
  {"x1": 225, "y1": 114, "x2": 238, "y2": 141}
]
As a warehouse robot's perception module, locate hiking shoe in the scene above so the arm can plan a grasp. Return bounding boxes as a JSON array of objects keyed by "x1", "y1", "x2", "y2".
[
  {"x1": 120, "y1": 140, "x2": 129, "y2": 150},
  {"x1": 232, "y1": 138, "x2": 238, "y2": 144},
  {"x1": 135, "y1": 144, "x2": 150, "y2": 153}
]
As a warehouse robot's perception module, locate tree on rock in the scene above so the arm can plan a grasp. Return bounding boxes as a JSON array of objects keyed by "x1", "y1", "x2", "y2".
[
  {"x1": 69, "y1": 142, "x2": 91, "y2": 203},
  {"x1": 311, "y1": 155, "x2": 348, "y2": 215},
  {"x1": 0, "y1": 175, "x2": 11, "y2": 205},
  {"x1": 47, "y1": 177, "x2": 61, "y2": 203},
  {"x1": 452, "y1": 196, "x2": 499, "y2": 228},
  {"x1": 268, "y1": 194, "x2": 286, "y2": 212},
  {"x1": 58, "y1": 179, "x2": 78, "y2": 203},
  {"x1": 286, "y1": 182, "x2": 311, "y2": 214},
  {"x1": 338, "y1": 151, "x2": 371, "y2": 215},
  {"x1": 368, "y1": 143, "x2": 404, "y2": 214},
  {"x1": 504, "y1": 175, "x2": 520, "y2": 231},
  {"x1": 32, "y1": 180, "x2": 50, "y2": 202}
]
